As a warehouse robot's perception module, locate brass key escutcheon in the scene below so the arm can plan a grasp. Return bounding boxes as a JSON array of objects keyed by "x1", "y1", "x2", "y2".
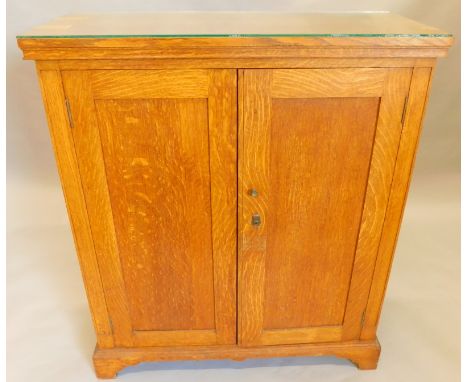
[{"x1": 251, "y1": 213, "x2": 261, "y2": 227}]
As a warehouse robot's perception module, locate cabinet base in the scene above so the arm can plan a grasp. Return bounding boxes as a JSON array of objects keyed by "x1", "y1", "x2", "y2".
[{"x1": 93, "y1": 339, "x2": 380, "y2": 378}]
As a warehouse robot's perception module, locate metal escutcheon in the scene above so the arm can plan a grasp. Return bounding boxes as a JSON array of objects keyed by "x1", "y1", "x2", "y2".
[
  {"x1": 248, "y1": 188, "x2": 259, "y2": 198},
  {"x1": 251, "y1": 213, "x2": 261, "y2": 227}
]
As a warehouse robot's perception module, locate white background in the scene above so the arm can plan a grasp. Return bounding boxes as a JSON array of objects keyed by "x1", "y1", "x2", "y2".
[{"x1": 6, "y1": 1, "x2": 460, "y2": 381}]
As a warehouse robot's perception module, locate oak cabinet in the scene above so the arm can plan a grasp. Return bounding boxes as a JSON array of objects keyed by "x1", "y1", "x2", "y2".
[{"x1": 17, "y1": 12, "x2": 452, "y2": 379}]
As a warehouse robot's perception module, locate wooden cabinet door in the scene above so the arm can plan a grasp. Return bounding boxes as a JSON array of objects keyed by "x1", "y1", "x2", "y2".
[
  {"x1": 239, "y1": 68, "x2": 412, "y2": 346},
  {"x1": 62, "y1": 70, "x2": 237, "y2": 347}
]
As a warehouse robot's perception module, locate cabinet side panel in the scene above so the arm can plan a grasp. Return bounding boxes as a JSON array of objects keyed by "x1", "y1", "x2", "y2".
[
  {"x1": 341, "y1": 68, "x2": 412, "y2": 340},
  {"x1": 361, "y1": 67, "x2": 434, "y2": 340},
  {"x1": 36, "y1": 67, "x2": 113, "y2": 348}
]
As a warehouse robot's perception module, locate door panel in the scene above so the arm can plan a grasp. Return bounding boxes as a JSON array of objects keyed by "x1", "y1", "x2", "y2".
[
  {"x1": 96, "y1": 98, "x2": 214, "y2": 332},
  {"x1": 62, "y1": 69, "x2": 237, "y2": 347},
  {"x1": 239, "y1": 68, "x2": 411, "y2": 346},
  {"x1": 263, "y1": 97, "x2": 379, "y2": 330}
]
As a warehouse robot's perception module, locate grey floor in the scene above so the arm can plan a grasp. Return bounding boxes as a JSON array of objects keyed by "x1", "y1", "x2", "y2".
[{"x1": 7, "y1": 172, "x2": 460, "y2": 382}]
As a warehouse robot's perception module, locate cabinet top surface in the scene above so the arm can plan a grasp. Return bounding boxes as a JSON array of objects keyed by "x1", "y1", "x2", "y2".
[{"x1": 17, "y1": 12, "x2": 450, "y2": 38}]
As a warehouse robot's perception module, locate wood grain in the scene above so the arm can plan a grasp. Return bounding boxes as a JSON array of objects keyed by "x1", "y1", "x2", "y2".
[
  {"x1": 239, "y1": 68, "x2": 413, "y2": 347},
  {"x1": 262, "y1": 97, "x2": 379, "y2": 331},
  {"x1": 62, "y1": 69, "x2": 237, "y2": 347},
  {"x1": 36, "y1": 57, "x2": 437, "y2": 71},
  {"x1": 271, "y1": 68, "x2": 385, "y2": 97},
  {"x1": 207, "y1": 70, "x2": 238, "y2": 344},
  {"x1": 91, "y1": 70, "x2": 208, "y2": 99},
  {"x1": 238, "y1": 70, "x2": 385, "y2": 346},
  {"x1": 132, "y1": 330, "x2": 217, "y2": 347},
  {"x1": 258, "y1": 327, "x2": 343, "y2": 345},
  {"x1": 238, "y1": 70, "x2": 272, "y2": 345},
  {"x1": 17, "y1": 36, "x2": 453, "y2": 50},
  {"x1": 236, "y1": 68, "x2": 245, "y2": 345},
  {"x1": 93, "y1": 339, "x2": 381, "y2": 378},
  {"x1": 36, "y1": 68, "x2": 114, "y2": 348},
  {"x1": 62, "y1": 71, "x2": 134, "y2": 346},
  {"x1": 17, "y1": 33, "x2": 453, "y2": 62},
  {"x1": 19, "y1": 46, "x2": 451, "y2": 61},
  {"x1": 95, "y1": 97, "x2": 215, "y2": 332},
  {"x1": 23, "y1": 23, "x2": 449, "y2": 377},
  {"x1": 341, "y1": 68, "x2": 412, "y2": 340},
  {"x1": 361, "y1": 67, "x2": 433, "y2": 339}
]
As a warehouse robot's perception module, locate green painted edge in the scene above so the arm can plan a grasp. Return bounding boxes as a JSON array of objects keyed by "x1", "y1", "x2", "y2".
[{"x1": 16, "y1": 33, "x2": 453, "y2": 39}]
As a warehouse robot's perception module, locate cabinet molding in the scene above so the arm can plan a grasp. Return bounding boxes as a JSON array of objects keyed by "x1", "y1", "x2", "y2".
[
  {"x1": 93, "y1": 340, "x2": 381, "y2": 378},
  {"x1": 19, "y1": 36, "x2": 452, "y2": 60}
]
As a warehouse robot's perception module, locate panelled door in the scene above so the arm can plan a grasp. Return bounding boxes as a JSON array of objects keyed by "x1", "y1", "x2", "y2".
[
  {"x1": 239, "y1": 68, "x2": 412, "y2": 346},
  {"x1": 62, "y1": 69, "x2": 237, "y2": 347}
]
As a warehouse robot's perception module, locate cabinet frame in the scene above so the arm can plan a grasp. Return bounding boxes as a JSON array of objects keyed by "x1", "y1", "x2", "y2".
[{"x1": 35, "y1": 56, "x2": 434, "y2": 378}]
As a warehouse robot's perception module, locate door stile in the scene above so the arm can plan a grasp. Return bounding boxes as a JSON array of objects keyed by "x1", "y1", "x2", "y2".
[
  {"x1": 238, "y1": 70, "x2": 273, "y2": 345},
  {"x1": 237, "y1": 68, "x2": 245, "y2": 345},
  {"x1": 207, "y1": 69, "x2": 238, "y2": 344},
  {"x1": 61, "y1": 70, "x2": 135, "y2": 346}
]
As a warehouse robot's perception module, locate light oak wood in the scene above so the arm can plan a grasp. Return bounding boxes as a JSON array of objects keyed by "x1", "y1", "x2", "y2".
[
  {"x1": 36, "y1": 57, "x2": 437, "y2": 70},
  {"x1": 61, "y1": 69, "x2": 237, "y2": 347},
  {"x1": 93, "y1": 339, "x2": 381, "y2": 378},
  {"x1": 341, "y1": 68, "x2": 412, "y2": 340},
  {"x1": 20, "y1": 45, "x2": 451, "y2": 61},
  {"x1": 270, "y1": 68, "x2": 386, "y2": 97},
  {"x1": 361, "y1": 67, "x2": 434, "y2": 339},
  {"x1": 18, "y1": 12, "x2": 450, "y2": 379},
  {"x1": 91, "y1": 69, "x2": 209, "y2": 98},
  {"x1": 262, "y1": 97, "x2": 379, "y2": 333},
  {"x1": 238, "y1": 68, "x2": 411, "y2": 346},
  {"x1": 19, "y1": 36, "x2": 452, "y2": 49},
  {"x1": 36, "y1": 68, "x2": 115, "y2": 348}
]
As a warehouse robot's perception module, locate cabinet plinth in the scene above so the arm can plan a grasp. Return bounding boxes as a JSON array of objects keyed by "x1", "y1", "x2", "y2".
[{"x1": 17, "y1": 12, "x2": 451, "y2": 379}]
